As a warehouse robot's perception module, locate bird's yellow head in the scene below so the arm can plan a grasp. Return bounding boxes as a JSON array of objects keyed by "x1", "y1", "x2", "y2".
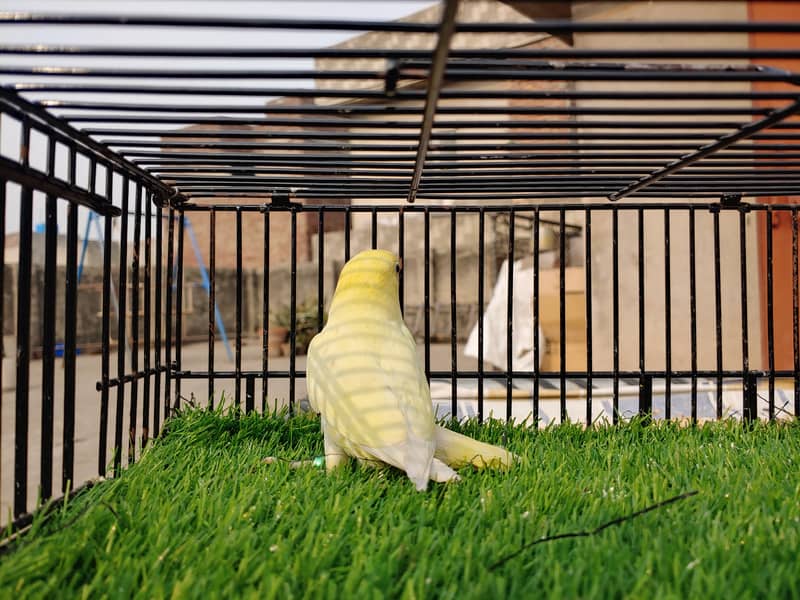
[{"x1": 328, "y1": 249, "x2": 402, "y2": 320}]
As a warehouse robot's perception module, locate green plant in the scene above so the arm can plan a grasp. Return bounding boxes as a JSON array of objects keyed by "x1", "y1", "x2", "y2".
[
  {"x1": 294, "y1": 299, "x2": 326, "y2": 354},
  {"x1": 268, "y1": 304, "x2": 292, "y2": 330},
  {"x1": 270, "y1": 300, "x2": 326, "y2": 353}
]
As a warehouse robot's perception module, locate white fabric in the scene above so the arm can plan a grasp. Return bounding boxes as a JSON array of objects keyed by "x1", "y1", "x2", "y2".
[{"x1": 464, "y1": 258, "x2": 546, "y2": 372}]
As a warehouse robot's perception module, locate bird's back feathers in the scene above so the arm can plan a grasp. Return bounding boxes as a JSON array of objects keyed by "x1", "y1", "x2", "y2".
[{"x1": 306, "y1": 249, "x2": 515, "y2": 490}]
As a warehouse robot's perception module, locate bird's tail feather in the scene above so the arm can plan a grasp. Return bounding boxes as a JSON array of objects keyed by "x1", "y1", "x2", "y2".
[{"x1": 434, "y1": 426, "x2": 516, "y2": 469}]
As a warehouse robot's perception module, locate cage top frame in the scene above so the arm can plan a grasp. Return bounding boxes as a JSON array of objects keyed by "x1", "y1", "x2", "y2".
[{"x1": 2, "y1": 0, "x2": 800, "y2": 208}]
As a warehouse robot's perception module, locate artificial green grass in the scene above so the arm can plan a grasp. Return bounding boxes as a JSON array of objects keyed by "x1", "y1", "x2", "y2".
[{"x1": 2, "y1": 409, "x2": 799, "y2": 599}]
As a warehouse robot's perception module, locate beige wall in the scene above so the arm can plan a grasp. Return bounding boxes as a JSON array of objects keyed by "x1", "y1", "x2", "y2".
[{"x1": 573, "y1": 0, "x2": 763, "y2": 371}]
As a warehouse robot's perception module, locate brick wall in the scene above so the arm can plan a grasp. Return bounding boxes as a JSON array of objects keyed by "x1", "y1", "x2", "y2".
[
  {"x1": 167, "y1": 98, "x2": 348, "y2": 271},
  {"x1": 508, "y1": 36, "x2": 572, "y2": 132},
  {"x1": 182, "y1": 201, "x2": 349, "y2": 271}
]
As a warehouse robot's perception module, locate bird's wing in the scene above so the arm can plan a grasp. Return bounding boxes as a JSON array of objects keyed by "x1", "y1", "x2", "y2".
[{"x1": 307, "y1": 316, "x2": 435, "y2": 448}]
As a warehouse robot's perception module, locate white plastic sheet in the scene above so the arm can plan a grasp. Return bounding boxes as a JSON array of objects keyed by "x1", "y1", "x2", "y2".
[{"x1": 463, "y1": 258, "x2": 546, "y2": 372}]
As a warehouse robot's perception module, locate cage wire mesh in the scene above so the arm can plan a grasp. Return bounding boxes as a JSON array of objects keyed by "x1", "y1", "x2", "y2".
[{"x1": 1, "y1": 0, "x2": 800, "y2": 525}]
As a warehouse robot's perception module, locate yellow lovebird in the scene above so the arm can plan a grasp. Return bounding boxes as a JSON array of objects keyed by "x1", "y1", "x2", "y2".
[{"x1": 306, "y1": 249, "x2": 516, "y2": 491}]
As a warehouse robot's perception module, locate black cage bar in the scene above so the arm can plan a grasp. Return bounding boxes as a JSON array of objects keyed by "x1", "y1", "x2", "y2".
[{"x1": 2, "y1": 0, "x2": 800, "y2": 527}]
